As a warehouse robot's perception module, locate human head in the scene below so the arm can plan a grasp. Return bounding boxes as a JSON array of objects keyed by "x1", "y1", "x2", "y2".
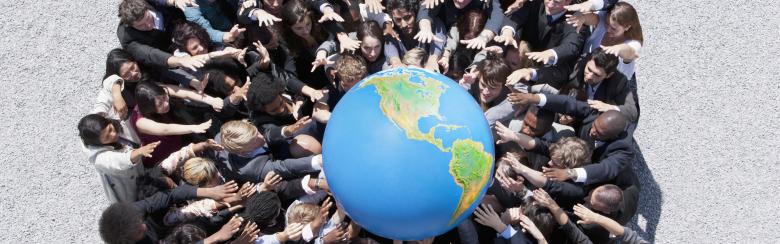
[
  {"x1": 606, "y1": 2, "x2": 643, "y2": 44},
  {"x1": 453, "y1": 0, "x2": 472, "y2": 9},
  {"x1": 357, "y1": 21, "x2": 384, "y2": 63},
  {"x1": 287, "y1": 203, "x2": 319, "y2": 225},
  {"x1": 523, "y1": 203, "x2": 555, "y2": 239},
  {"x1": 583, "y1": 49, "x2": 618, "y2": 86},
  {"x1": 246, "y1": 73, "x2": 288, "y2": 115},
  {"x1": 135, "y1": 82, "x2": 170, "y2": 117},
  {"x1": 386, "y1": 0, "x2": 418, "y2": 36},
  {"x1": 204, "y1": 67, "x2": 244, "y2": 98},
  {"x1": 181, "y1": 157, "x2": 221, "y2": 187},
  {"x1": 336, "y1": 52, "x2": 368, "y2": 92},
  {"x1": 445, "y1": 51, "x2": 474, "y2": 81},
  {"x1": 172, "y1": 21, "x2": 214, "y2": 56},
  {"x1": 282, "y1": 0, "x2": 313, "y2": 39},
  {"x1": 401, "y1": 47, "x2": 427, "y2": 68},
  {"x1": 263, "y1": 0, "x2": 284, "y2": 16},
  {"x1": 548, "y1": 137, "x2": 592, "y2": 169},
  {"x1": 543, "y1": 0, "x2": 572, "y2": 15},
  {"x1": 118, "y1": 0, "x2": 155, "y2": 31},
  {"x1": 589, "y1": 110, "x2": 627, "y2": 141},
  {"x1": 505, "y1": 41, "x2": 533, "y2": 70},
  {"x1": 220, "y1": 120, "x2": 266, "y2": 156},
  {"x1": 99, "y1": 202, "x2": 146, "y2": 244},
  {"x1": 105, "y1": 48, "x2": 142, "y2": 81},
  {"x1": 241, "y1": 191, "x2": 282, "y2": 227},
  {"x1": 456, "y1": 10, "x2": 486, "y2": 41},
  {"x1": 78, "y1": 114, "x2": 122, "y2": 149},
  {"x1": 520, "y1": 106, "x2": 555, "y2": 137},
  {"x1": 162, "y1": 224, "x2": 207, "y2": 244},
  {"x1": 476, "y1": 51, "x2": 511, "y2": 105},
  {"x1": 588, "y1": 184, "x2": 623, "y2": 214}
]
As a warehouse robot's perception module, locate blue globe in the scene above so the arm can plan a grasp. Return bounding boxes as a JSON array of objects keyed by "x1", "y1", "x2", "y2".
[{"x1": 323, "y1": 67, "x2": 495, "y2": 240}]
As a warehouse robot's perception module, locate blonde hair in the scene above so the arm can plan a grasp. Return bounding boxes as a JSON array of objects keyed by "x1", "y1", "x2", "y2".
[
  {"x1": 287, "y1": 203, "x2": 319, "y2": 224},
  {"x1": 220, "y1": 120, "x2": 259, "y2": 154},
  {"x1": 548, "y1": 137, "x2": 592, "y2": 168},
  {"x1": 181, "y1": 157, "x2": 219, "y2": 187},
  {"x1": 610, "y1": 2, "x2": 643, "y2": 44},
  {"x1": 402, "y1": 48, "x2": 427, "y2": 67}
]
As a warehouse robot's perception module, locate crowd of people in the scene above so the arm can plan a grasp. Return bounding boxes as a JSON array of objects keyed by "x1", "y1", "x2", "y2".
[{"x1": 78, "y1": 0, "x2": 648, "y2": 243}]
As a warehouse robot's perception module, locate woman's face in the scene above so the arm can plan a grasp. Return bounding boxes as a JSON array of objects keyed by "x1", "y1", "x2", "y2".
[
  {"x1": 291, "y1": 16, "x2": 312, "y2": 39},
  {"x1": 360, "y1": 36, "x2": 382, "y2": 62},
  {"x1": 185, "y1": 38, "x2": 208, "y2": 56},
  {"x1": 99, "y1": 123, "x2": 119, "y2": 144},
  {"x1": 155, "y1": 94, "x2": 170, "y2": 114},
  {"x1": 263, "y1": 0, "x2": 283, "y2": 16},
  {"x1": 478, "y1": 77, "x2": 503, "y2": 104},
  {"x1": 119, "y1": 61, "x2": 141, "y2": 82},
  {"x1": 606, "y1": 15, "x2": 628, "y2": 39}
]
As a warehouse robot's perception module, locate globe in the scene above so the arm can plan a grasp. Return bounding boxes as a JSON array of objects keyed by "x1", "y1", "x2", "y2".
[{"x1": 323, "y1": 67, "x2": 495, "y2": 240}]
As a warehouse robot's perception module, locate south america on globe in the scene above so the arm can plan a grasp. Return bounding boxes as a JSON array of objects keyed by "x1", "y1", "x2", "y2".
[{"x1": 323, "y1": 67, "x2": 495, "y2": 240}]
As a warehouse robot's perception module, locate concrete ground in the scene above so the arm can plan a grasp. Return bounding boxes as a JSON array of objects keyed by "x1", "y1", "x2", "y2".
[{"x1": 0, "y1": 0, "x2": 777, "y2": 242}]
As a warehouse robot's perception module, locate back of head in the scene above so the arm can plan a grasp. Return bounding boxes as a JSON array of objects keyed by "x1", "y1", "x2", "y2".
[
  {"x1": 118, "y1": 0, "x2": 151, "y2": 26},
  {"x1": 610, "y1": 2, "x2": 643, "y2": 44},
  {"x1": 162, "y1": 224, "x2": 207, "y2": 244},
  {"x1": 477, "y1": 51, "x2": 511, "y2": 88},
  {"x1": 282, "y1": 0, "x2": 310, "y2": 26},
  {"x1": 522, "y1": 203, "x2": 555, "y2": 238},
  {"x1": 457, "y1": 10, "x2": 486, "y2": 40},
  {"x1": 287, "y1": 203, "x2": 319, "y2": 224},
  {"x1": 100, "y1": 202, "x2": 144, "y2": 244},
  {"x1": 220, "y1": 120, "x2": 261, "y2": 155},
  {"x1": 241, "y1": 191, "x2": 282, "y2": 227},
  {"x1": 135, "y1": 81, "x2": 167, "y2": 117},
  {"x1": 246, "y1": 73, "x2": 285, "y2": 111},
  {"x1": 402, "y1": 47, "x2": 427, "y2": 67},
  {"x1": 181, "y1": 157, "x2": 219, "y2": 187},
  {"x1": 597, "y1": 110, "x2": 627, "y2": 140},
  {"x1": 593, "y1": 184, "x2": 623, "y2": 213},
  {"x1": 357, "y1": 20, "x2": 383, "y2": 42},
  {"x1": 78, "y1": 114, "x2": 122, "y2": 148},
  {"x1": 590, "y1": 49, "x2": 619, "y2": 76},
  {"x1": 549, "y1": 137, "x2": 592, "y2": 168},
  {"x1": 337, "y1": 52, "x2": 368, "y2": 82}
]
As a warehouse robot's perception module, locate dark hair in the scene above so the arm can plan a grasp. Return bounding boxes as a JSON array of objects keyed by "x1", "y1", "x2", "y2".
[
  {"x1": 386, "y1": 0, "x2": 419, "y2": 15},
  {"x1": 99, "y1": 202, "x2": 144, "y2": 244},
  {"x1": 171, "y1": 21, "x2": 214, "y2": 54},
  {"x1": 118, "y1": 0, "x2": 151, "y2": 26},
  {"x1": 590, "y1": 48, "x2": 619, "y2": 76},
  {"x1": 281, "y1": 0, "x2": 327, "y2": 55},
  {"x1": 241, "y1": 191, "x2": 282, "y2": 227},
  {"x1": 457, "y1": 10, "x2": 486, "y2": 41},
  {"x1": 78, "y1": 114, "x2": 124, "y2": 150},
  {"x1": 105, "y1": 48, "x2": 136, "y2": 80},
  {"x1": 336, "y1": 52, "x2": 368, "y2": 83},
  {"x1": 357, "y1": 20, "x2": 383, "y2": 43},
  {"x1": 203, "y1": 58, "x2": 246, "y2": 98},
  {"x1": 163, "y1": 224, "x2": 207, "y2": 244},
  {"x1": 135, "y1": 82, "x2": 168, "y2": 118},
  {"x1": 446, "y1": 50, "x2": 476, "y2": 81},
  {"x1": 594, "y1": 184, "x2": 624, "y2": 213},
  {"x1": 477, "y1": 51, "x2": 511, "y2": 87},
  {"x1": 523, "y1": 203, "x2": 556, "y2": 239},
  {"x1": 246, "y1": 73, "x2": 285, "y2": 111}
]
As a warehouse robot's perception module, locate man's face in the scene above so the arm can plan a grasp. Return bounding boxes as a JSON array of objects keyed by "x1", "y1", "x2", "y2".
[
  {"x1": 589, "y1": 116, "x2": 607, "y2": 140},
  {"x1": 361, "y1": 36, "x2": 382, "y2": 62},
  {"x1": 238, "y1": 132, "x2": 266, "y2": 156},
  {"x1": 453, "y1": 0, "x2": 472, "y2": 9},
  {"x1": 119, "y1": 61, "x2": 141, "y2": 82},
  {"x1": 185, "y1": 38, "x2": 208, "y2": 56},
  {"x1": 262, "y1": 95, "x2": 290, "y2": 116},
  {"x1": 290, "y1": 16, "x2": 312, "y2": 39},
  {"x1": 544, "y1": 0, "x2": 571, "y2": 15},
  {"x1": 478, "y1": 77, "x2": 503, "y2": 104},
  {"x1": 521, "y1": 111, "x2": 546, "y2": 137},
  {"x1": 391, "y1": 9, "x2": 416, "y2": 36},
  {"x1": 263, "y1": 0, "x2": 283, "y2": 16},
  {"x1": 583, "y1": 60, "x2": 608, "y2": 86},
  {"x1": 131, "y1": 10, "x2": 155, "y2": 31}
]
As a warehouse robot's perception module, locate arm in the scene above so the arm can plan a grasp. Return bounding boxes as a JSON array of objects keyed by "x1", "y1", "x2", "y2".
[
  {"x1": 184, "y1": 7, "x2": 227, "y2": 44},
  {"x1": 121, "y1": 39, "x2": 174, "y2": 69},
  {"x1": 549, "y1": 22, "x2": 585, "y2": 65},
  {"x1": 160, "y1": 84, "x2": 223, "y2": 110},
  {"x1": 135, "y1": 117, "x2": 208, "y2": 136},
  {"x1": 482, "y1": 0, "x2": 504, "y2": 35},
  {"x1": 133, "y1": 183, "x2": 198, "y2": 215},
  {"x1": 576, "y1": 141, "x2": 633, "y2": 185},
  {"x1": 534, "y1": 64, "x2": 575, "y2": 89}
]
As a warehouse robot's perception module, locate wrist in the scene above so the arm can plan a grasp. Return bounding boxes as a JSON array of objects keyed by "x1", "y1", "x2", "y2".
[
  {"x1": 276, "y1": 232, "x2": 289, "y2": 242},
  {"x1": 567, "y1": 168, "x2": 578, "y2": 180}
]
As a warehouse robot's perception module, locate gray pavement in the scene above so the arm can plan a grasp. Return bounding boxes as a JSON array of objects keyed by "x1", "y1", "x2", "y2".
[{"x1": 0, "y1": 0, "x2": 778, "y2": 242}]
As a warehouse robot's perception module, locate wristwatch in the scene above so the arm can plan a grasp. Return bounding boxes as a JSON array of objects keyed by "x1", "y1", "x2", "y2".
[{"x1": 568, "y1": 168, "x2": 578, "y2": 180}]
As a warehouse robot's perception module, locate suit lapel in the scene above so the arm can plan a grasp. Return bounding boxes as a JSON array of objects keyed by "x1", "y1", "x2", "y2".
[{"x1": 538, "y1": 5, "x2": 551, "y2": 40}]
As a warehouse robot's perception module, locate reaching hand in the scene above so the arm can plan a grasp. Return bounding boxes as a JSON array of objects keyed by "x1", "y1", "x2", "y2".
[
  {"x1": 600, "y1": 44, "x2": 624, "y2": 57},
  {"x1": 311, "y1": 51, "x2": 334, "y2": 72},
  {"x1": 494, "y1": 121, "x2": 520, "y2": 144},
  {"x1": 384, "y1": 23, "x2": 400, "y2": 41},
  {"x1": 504, "y1": 0, "x2": 529, "y2": 15},
  {"x1": 494, "y1": 31, "x2": 518, "y2": 48},
  {"x1": 532, "y1": 189, "x2": 557, "y2": 209},
  {"x1": 438, "y1": 54, "x2": 451, "y2": 74},
  {"x1": 474, "y1": 203, "x2": 507, "y2": 233},
  {"x1": 587, "y1": 99, "x2": 619, "y2": 112},
  {"x1": 421, "y1": 0, "x2": 444, "y2": 9},
  {"x1": 542, "y1": 166, "x2": 572, "y2": 182},
  {"x1": 254, "y1": 9, "x2": 281, "y2": 27},
  {"x1": 279, "y1": 223, "x2": 305, "y2": 242},
  {"x1": 211, "y1": 216, "x2": 243, "y2": 242},
  {"x1": 459, "y1": 70, "x2": 479, "y2": 88},
  {"x1": 230, "y1": 221, "x2": 260, "y2": 244},
  {"x1": 526, "y1": 49, "x2": 556, "y2": 65},
  {"x1": 259, "y1": 171, "x2": 283, "y2": 191},
  {"x1": 495, "y1": 169, "x2": 525, "y2": 193},
  {"x1": 565, "y1": 13, "x2": 591, "y2": 33},
  {"x1": 223, "y1": 25, "x2": 247, "y2": 43},
  {"x1": 460, "y1": 36, "x2": 489, "y2": 50},
  {"x1": 322, "y1": 224, "x2": 348, "y2": 244},
  {"x1": 319, "y1": 7, "x2": 345, "y2": 23},
  {"x1": 506, "y1": 68, "x2": 534, "y2": 86},
  {"x1": 365, "y1": 0, "x2": 385, "y2": 14},
  {"x1": 413, "y1": 22, "x2": 443, "y2": 44},
  {"x1": 573, "y1": 204, "x2": 603, "y2": 225},
  {"x1": 136, "y1": 141, "x2": 161, "y2": 158},
  {"x1": 207, "y1": 180, "x2": 239, "y2": 200},
  {"x1": 506, "y1": 92, "x2": 537, "y2": 106},
  {"x1": 173, "y1": 0, "x2": 198, "y2": 10},
  {"x1": 283, "y1": 116, "x2": 312, "y2": 137},
  {"x1": 177, "y1": 55, "x2": 208, "y2": 72},
  {"x1": 518, "y1": 214, "x2": 546, "y2": 242},
  {"x1": 229, "y1": 79, "x2": 251, "y2": 105},
  {"x1": 564, "y1": 1, "x2": 595, "y2": 13},
  {"x1": 337, "y1": 34, "x2": 361, "y2": 52},
  {"x1": 241, "y1": 0, "x2": 256, "y2": 9}
]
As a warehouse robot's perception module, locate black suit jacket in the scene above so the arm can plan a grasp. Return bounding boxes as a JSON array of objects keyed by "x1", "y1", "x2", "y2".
[
  {"x1": 540, "y1": 94, "x2": 634, "y2": 185},
  {"x1": 117, "y1": 6, "x2": 184, "y2": 69},
  {"x1": 571, "y1": 60, "x2": 639, "y2": 122},
  {"x1": 504, "y1": 1, "x2": 584, "y2": 87}
]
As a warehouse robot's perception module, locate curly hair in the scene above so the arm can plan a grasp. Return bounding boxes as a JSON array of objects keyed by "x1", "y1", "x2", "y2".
[
  {"x1": 171, "y1": 21, "x2": 214, "y2": 54},
  {"x1": 246, "y1": 73, "x2": 285, "y2": 111},
  {"x1": 118, "y1": 0, "x2": 151, "y2": 26},
  {"x1": 548, "y1": 137, "x2": 592, "y2": 168},
  {"x1": 240, "y1": 191, "x2": 282, "y2": 227},
  {"x1": 99, "y1": 202, "x2": 144, "y2": 244}
]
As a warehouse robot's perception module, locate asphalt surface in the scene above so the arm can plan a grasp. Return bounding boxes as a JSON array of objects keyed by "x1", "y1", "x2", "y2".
[{"x1": 0, "y1": 0, "x2": 777, "y2": 242}]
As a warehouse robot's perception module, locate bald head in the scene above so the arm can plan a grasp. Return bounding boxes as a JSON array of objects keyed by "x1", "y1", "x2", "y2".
[
  {"x1": 593, "y1": 110, "x2": 627, "y2": 140},
  {"x1": 590, "y1": 184, "x2": 623, "y2": 214}
]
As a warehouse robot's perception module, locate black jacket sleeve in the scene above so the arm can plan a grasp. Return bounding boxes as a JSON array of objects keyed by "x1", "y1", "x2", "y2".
[
  {"x1": 581, "y1": 139, "x2": 634, "y2": 185},
  {"x1": 133, "y1": 183, "x2": 197, "y2": 215},
  {"x1": 540, "y1": 94, "x2": 599, "y2": 120}
]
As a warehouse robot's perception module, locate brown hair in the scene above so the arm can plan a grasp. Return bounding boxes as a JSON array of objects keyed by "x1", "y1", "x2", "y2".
[
  {"x1": 548, "y1": 137, "x2": 592, "y2": 168},
  {"x1": 336, "y1": 52, "x2": 368, "y2": 83},
  {"x1": 219, "y1": 120, "x2": 260, "y2": 155},
  {"x1": 610, "y1": 2, "x2": 644, "y2": 44},
  {"x1": 477, "y1": 51, "x2": 511, "y2": 88},
  {"x1": 457, "y1": 10, "x2": 486, "y2": 40},
  {"x1": 118, "y1": 0, "x2": 151, "y2": 26}
]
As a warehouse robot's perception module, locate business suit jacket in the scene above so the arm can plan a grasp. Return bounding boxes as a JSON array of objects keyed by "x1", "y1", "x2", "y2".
[
  {"x1": 569, "y1": 58, "x2": 639, "y2": 122},
  {"x1": 117, "y1": 6, "x2": 184, "y2": 69},
  {"x1": 503, "y1": 1, "x2": 584, "y2": 87},
  {"x1": 540, "y1": 94, "x2": 634, "y2": 186}
]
